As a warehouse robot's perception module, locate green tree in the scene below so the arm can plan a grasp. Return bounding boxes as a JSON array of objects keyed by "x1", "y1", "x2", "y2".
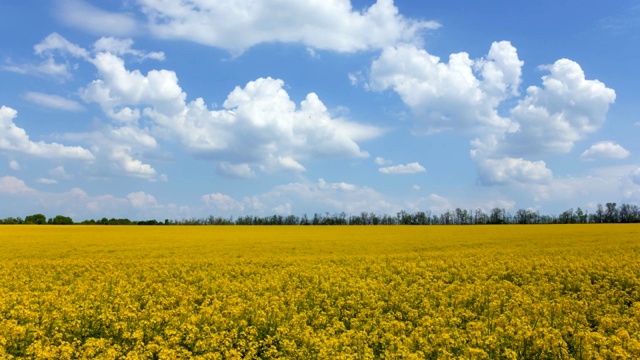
[
  {"x1": 50, "y1": 215, "x2": 73, "y2": 225},
  {"x1": 25, "y1": 213, "x2": 46, "y2": 224}
]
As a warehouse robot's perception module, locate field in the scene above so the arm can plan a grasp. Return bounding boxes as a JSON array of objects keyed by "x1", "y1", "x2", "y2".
[{"x1": 1, "y1": 225, "x2": 639, "y2": 359}]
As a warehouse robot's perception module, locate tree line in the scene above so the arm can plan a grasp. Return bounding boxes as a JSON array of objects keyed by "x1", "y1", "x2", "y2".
[{"x1": 2, "y1": 202, "x2": 640, "y2": 226}]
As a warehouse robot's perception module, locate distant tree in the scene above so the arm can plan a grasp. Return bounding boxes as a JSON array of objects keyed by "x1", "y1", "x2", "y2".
[
  {"x1": 558, "y1": 208, "x2": 574, "y2": 224},
  {"x1": 25, "y1": 213, "x2": 46, "y2": 224},
  {"x1": 474, "y1": 209, "x2": 487, "y2": 224},
  {"x1": 604, "y1": 203, "x2": 618, "y2": 223},
  {"x1": 489, "y1": 208, "x2": 505, "y2": 224},
  {"x1": 575, "y1": 208, "x2": 587, "y2": 223},
  {"x1": 514, "y1": 209, "x2": 528, "y2": 224},
  {"x1": 628, "y1": 204, "x2": 640, "y2": 223},
  {"x1": 49, "y1": 215, "x2": 73, "y2": 225},
  {"x1": 137, "y1": 219, "x2": 159, "y2": 225},
  {"x1": 594, "y1": 204, "x2": 605, "y2": 223},
  {"x1": 2, "y1": 217, "x2": 22, "y2": 224}
]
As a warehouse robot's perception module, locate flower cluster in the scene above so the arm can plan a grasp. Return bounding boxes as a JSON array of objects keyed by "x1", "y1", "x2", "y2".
[{"x1": 1, "y1": 225, "x2": 639, "y2": 358}]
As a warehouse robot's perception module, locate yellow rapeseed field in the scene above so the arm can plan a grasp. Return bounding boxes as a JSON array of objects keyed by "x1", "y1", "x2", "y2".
[{"x1": 1, "y1": 224, "x2": 639, "y2": 359}]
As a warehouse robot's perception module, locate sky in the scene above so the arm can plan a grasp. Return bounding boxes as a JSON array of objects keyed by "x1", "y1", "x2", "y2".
[{"x1": 1, "y1": 0, "x2": 639, "y2": 221}]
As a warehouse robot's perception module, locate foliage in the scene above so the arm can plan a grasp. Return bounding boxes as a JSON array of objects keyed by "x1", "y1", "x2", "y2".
[
  {"x1": 48, "y1": 215, "x2": 73, "y2": 225},
  {"x1": 1, "y1": 225, "x2": 639, "y2": 358},
  {"x1": 2, "y1": 202, "x2": 640, "y2": 226},
  {"x1": 24, "y1": 213, "x2": 46, "y2": 225}
]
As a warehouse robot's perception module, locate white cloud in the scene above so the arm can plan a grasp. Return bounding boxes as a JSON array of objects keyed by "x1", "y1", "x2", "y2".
[
  {"x1": 63, "y1": 124, "x2": 160, "y2": 180},
  {"x1": 216, "y1": 163, "x2": 255, "y2": 179},
  {"x1": 202, "y1": 193, "x2": 266, "y2": 215},
  {"x1": 0, "y1": 106, "x2": 94, "y2": 161},
  {"x1": 369, "y1": 41, "x2": 522, "y2": 134},
  {"x1": 378, "y1": 162, "x2": 426, "y2": 174},
  {"x1": 580, "y1": 141, "x2": 630, "y2": 160},
  {"x1": 427, "y1": 194, "x2": 453, "y2": 213},
  {"x1": 202, "y1": 193, "x2": 245, "y2": 212},
  {"x1": 2, "y1": 33, "x2": 89, "y2": 79},
  {"x1": 522, "y1": 174, "x2": 625, "y2": 204},
  {"x1": 2, "y1": 58, "x2": 70, "y2": 79},
  {"x1": 109, "y1": 145, "x2": 157, "y2": 179},
  {"x1": 36, "y1": 178, "x2": 58, "y2": 185},
  {"x1": 79, "y1": 51, "x2": 382, "y2": 173},
  {"x1": 261, "y1": 156, "x2": 306, "y2": 173},
  {"x1": 263, "y1": 178, "x2": 399, "y2": 214},
  {"x1": 475, "y1": 157, "x2": 553, "y2": 185},
  {"x1": 81, "y1": 52, "x2": 185, "y2": 118},
  {"x1": 8, "y1": 160, "x2": 20, "y2": 170},
  {"x1": 0, "y1": 178, "x2": 187, "y2": 221},
  {"x1": 50, "y1": 165, "x2": 71, "y2": 179},
  {"x1": 2, "y1": 33, "x2": 90, "y2": 80},
  {"x1": 368, "y1": 41, "x2": 616, "y2": 187},
  {"x1": 412, "y1": 185, "x2": 421, "y2": 191},
  {"x1": 138, "y1": 0, "x2": 439, "y2": 54},
  {"x1": 502, "y1": 59, "x2": 616, "y2": 156},
  {"x1": 127, "y1": 191, "x2": 158, "y2": 209},
  {"x1": 374, "y1": 156, "x2": 392, "y2": 165},
  {"x1": 34, "y1": 32, "x2": 89, "y2": 59},
  {"x1": 24, "y1": 92, "x2": 85, "y2": 111},
  {"x1": 0, "y1": 176, "x2": 35, "y2": 194},
  {"x1": 93, "y1": 37, "x2": 165, "y2": 61},
  {"x1": 272, "y1": 202, "x2": 293, "y2": 215},
  {"x1": 55, "y1": 0, "x2": 139, "y2": 37}
]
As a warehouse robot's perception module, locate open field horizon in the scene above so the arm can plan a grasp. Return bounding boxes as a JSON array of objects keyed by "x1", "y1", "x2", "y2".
[{"x1": 1, "y1": 225, "x2": 639, "y2": 358}]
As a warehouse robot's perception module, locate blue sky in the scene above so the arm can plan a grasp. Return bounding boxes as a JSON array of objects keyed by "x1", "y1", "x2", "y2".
[{"x1": 1, "y1": 0, "x2": 639, "y2": 221}]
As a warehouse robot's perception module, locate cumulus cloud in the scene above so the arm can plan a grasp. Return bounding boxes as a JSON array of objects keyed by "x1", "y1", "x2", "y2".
[
  {"x1": 50, "y1": 165, "x2": 71, "y2": 179},
  {"x1": 10, "y1": 33, "x2": 380, "y2": 179},
  {"x1": 24, "y1": 92, "x2": 85, "y2": 111},
  {"x1": 127, "y1": 191, "x2": 158, "y2": 209},
  {"x1": 36, "y1": 178, "x2": 58, "y2": 185},
  {"x1": 369, "y1": 41, "x2": 616, "y2": 186},
  {"x1": 502, "y1": 59, "x2": 616, "y2": 156},
  {"x1": 202, "y1": 193, "x2": 246, "y2": 212},
  {"x1": 93, "y1": 37, "x2": 165, "y2": 61},
  {"x1": 137, "y1": 0, "x2": 439, "y2": 55},
  {"x1": 9, "y1": 160, "x2": 20, "y2": 170},
  {"x1": 378, "y1": 162, "x2": 426, "y2": 174},
  {"x1": 109, "y1": 145, "x2": 157, "y2": 179},
  {"x1": 34, "y1": 32, "x2": 89, "y2": 59},
  {"x1": 202, "y1": 192, "x2": 265, "y2": 215},
  {"x1": 63, "y1": 123, "x2": 159, "y2": 179},
  {"x1": 0, "y1": 175, "x2": 187, "y2": 220},
  {"x1": 580, "y1": 141, "x2": 630, "y2": 160},
  {"x1": 0, "y1": 106, "x2": 94, "y2": 161},
  {"x1": 263, "y1": 178, "x2": 399, "y2": 214},
  {"x1": 374, "y1": 157, "x2": 392, "y2": 165},
  {"x1": 0, "y1": 176, "x2": 35, "y2": 194},
  {"x1": 519, "y1": 172, "x2": 629, "y2": 204},
  {"x1": 369, "y1": 41, "x2": 522, "y2": 134},
  {"x1": 426, "y1": 194, "x2": 453, "y2": 213},
  {"x1": 79, "y1": 50, "x2": 382, "y2": 174},
  {"x1": 2, "y1": 33, "x2": 89, "y2": 80},
  {"x1": 55, "y1": 0, "x2": 139, "y2": 36},
  {"x1": 216, "y1": 163, "x2": 255, "y2": 179},
  {"x1": 81, "y1": 52, "x2": 185, "y2": 119},
  {"x1": 2, "y1": 58, "x2": 71, "y2": 79},
  {"x1": 475, "y1": 157, "x2": 553, "y2": 185}
]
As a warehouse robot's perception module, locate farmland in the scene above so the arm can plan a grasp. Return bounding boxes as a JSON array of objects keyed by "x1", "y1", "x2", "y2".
[{"x1": 1, "y1": 225, "x2": 640, "y2": 359}]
